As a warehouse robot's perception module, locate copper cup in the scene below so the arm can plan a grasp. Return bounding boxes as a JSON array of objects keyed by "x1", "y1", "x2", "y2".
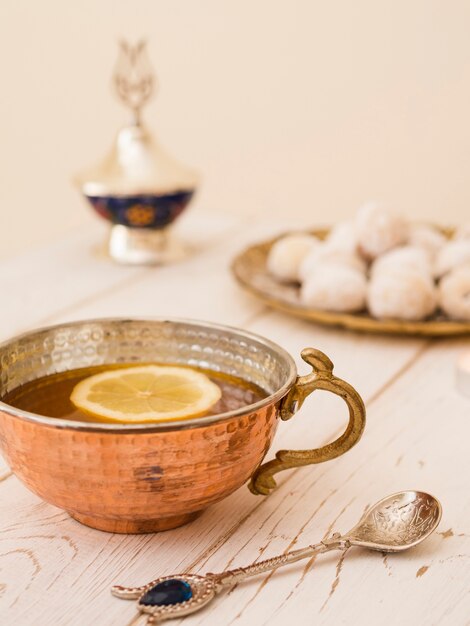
[{"x1": 0, "y1": 319, "x2": 366, "y2": 533}]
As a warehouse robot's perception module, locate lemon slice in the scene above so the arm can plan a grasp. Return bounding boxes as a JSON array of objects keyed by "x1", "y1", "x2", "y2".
[{"x1": 70, "y1": 365, "x2": 222, "y2": 423}]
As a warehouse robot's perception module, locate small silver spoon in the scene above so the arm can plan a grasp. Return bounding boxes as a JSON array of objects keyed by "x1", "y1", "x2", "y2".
[{"x1": 112, "y1": 490, "x2": 441, "y2": 623}]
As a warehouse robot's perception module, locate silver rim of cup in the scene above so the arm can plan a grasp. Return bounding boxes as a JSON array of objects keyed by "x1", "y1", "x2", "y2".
[{"x1": 0, "y1": 317, "x2": 297, "y2": 433}]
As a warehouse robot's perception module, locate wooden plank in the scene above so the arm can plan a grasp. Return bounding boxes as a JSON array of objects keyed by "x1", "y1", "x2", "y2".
[
  {"x1": 177, "y1": 337, "x2": 470, "y2": 626},
  {"x1": 0, "y1": 307, "x2": 427, "y2": 625},
  {"x1": 39, "y1": 218, "x2": 307, "y2": 328},
  {"x1": 45, "y1": 225, "x2": 267, "y2": 327},
  {"x1": 0, "y1": 211, "x2": 242, "y2": 341}
]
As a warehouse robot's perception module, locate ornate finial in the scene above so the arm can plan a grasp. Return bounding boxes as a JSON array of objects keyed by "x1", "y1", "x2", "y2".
[{"x1": 113, "y1": 40, "x2": 156, "y2": 124}]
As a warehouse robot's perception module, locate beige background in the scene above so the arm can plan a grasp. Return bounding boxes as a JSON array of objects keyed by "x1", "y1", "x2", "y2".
[{"x1": 0, "y1": 0, "x2": 469, "y2": 259}]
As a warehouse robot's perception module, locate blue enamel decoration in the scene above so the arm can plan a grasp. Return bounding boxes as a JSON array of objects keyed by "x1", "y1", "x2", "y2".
[
  {"x1": 139, "y1": 579, "x2": 193, "y2": 607},
  {"x1": 86, "y1": 190, "x2": 194, "y2": 230}
]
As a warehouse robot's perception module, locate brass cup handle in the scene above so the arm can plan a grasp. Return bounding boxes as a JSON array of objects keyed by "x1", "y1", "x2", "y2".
[{"x1": 249, "y1": 348, "x2": 366, "y2": 496}]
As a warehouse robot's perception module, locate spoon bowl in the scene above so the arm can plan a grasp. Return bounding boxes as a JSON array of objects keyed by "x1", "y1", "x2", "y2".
[{"x1": 345, "y1": 490, "x2": 442, "y2": 552}]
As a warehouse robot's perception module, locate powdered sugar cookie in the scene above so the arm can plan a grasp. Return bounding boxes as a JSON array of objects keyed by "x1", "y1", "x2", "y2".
[
  {"x1": 356, "y1": 202, "x2": 408, "y2": 260},
  {"x1": 267, "y1": 234, "x2": 320, "y2": 282},
  {"x1": 371, "y1": 246, "x2": 432, "y2": 280},
  {"x1": 301, "y1": 265, "x2": 367, "y2": 312},
  {"x1": 407, "y1": 224, "x2": 446, "y2": 258},
  {"x1": 325, "y1": 221, "x2": 358, "y2": 255},
  {"x1": 299, "y1": 247, "x2": 366, "y2": 282},
  {"x1": 367, "y1": 268, "x2": 437, "y2": 321},
  {"x1": 434, "y1": 240, "x2": 470, "y2": 278},
  {"x1": 438, "y1": 264, "x2": 470, "y2": 320}
]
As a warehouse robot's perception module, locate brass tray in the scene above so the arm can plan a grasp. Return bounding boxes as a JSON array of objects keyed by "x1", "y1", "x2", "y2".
[{"x1": 231, "y1": 228, "x2": 470, "y2": 336}]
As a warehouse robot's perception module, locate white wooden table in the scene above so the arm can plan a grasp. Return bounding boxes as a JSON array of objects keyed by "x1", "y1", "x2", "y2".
[{"x1": 0, "y1": 212, "x2": 469, "y2": 626}]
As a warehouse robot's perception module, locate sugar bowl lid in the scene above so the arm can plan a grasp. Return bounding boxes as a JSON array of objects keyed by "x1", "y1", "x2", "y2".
[{"x1": 75, "y1": 41, "x2": 199, "y2": 198}]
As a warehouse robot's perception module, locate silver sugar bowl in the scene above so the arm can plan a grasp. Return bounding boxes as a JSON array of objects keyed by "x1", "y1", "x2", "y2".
[{"x1": 75, "y1": 41, "x2": 199, "y2": 265}]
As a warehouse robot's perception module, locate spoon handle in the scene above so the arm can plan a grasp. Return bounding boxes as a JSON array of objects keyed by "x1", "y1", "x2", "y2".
[{"x1": 211, "y1": 536, "x2": 346, "y2": 588}]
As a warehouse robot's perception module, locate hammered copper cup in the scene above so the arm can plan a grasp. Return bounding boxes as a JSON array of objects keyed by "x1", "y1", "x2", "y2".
[{"x1": 0, "y1": 319, "x2": 366, "y2": 534}]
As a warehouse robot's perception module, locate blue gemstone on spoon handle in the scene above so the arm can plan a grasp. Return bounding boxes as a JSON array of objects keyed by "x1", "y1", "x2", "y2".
[{"x1": 139, "y1": 579, "x2": 193, "y2": 607}]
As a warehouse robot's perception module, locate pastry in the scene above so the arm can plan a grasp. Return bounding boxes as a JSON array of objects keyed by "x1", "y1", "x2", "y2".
[
  {"x1": 407, "y1": 223, "x2": 446, "y2": 258},
  {"x1": 356, "y1": 202, "x2": 408, "y2": 260},
  {"x1": 367, "y1": 268, "x2": 437, "y2": 321},
  {"x1": 267, "y1": 234, "x2": 320, "y2": 282},
  {"x1": 434, "y1": 240, "x2": 470, "y2": 278},
  {"x1": 299, "y1": 247, "x2": 366, "y2": 282},
  {"x1": 371, "y1": 245, "x2": 432, "y2": 280},
  {"x1": 438, "y1": 265, "x2": 470, "y2": 320},
  {"x1": 325, "y1": 221, "x2": 358, "y2": 255},
  {"x1": 301, "y1": 265, "x2": 367, "y2": 312}
]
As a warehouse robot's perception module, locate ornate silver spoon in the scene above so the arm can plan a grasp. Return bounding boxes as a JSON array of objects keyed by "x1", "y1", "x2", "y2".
[{"x1": 112, "y1": 490, "x2": 441, "y2": 624}]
